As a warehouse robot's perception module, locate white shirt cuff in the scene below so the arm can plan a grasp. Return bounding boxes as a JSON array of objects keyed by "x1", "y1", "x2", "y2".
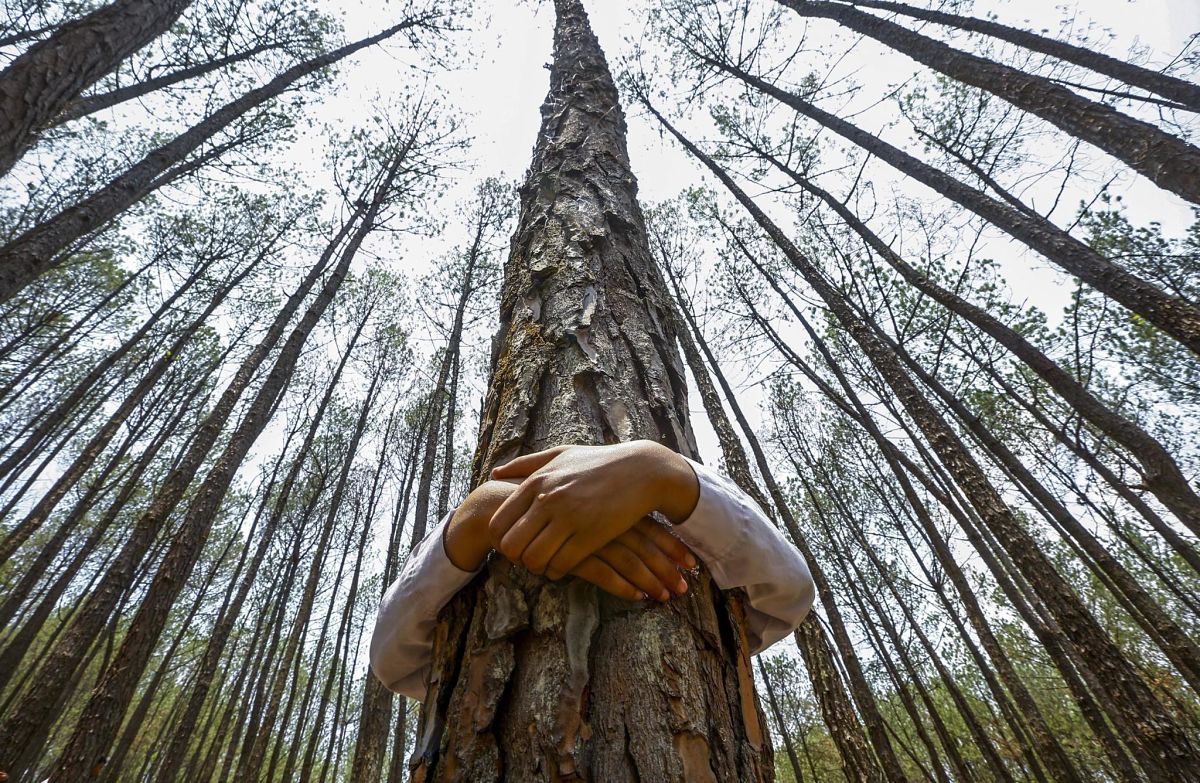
[{"x1": 369, "y1": 510, "x2": 480, "y2": 697}]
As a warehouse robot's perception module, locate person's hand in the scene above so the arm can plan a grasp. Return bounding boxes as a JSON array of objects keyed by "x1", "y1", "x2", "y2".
[
  {"x1": 488, "y1": 441, "x2": 700, "y2": 581},
  {"x1": 446, "y1": 479, "x2": 696, "y2": 601},
  {"x1": 575, "y1": 517, "x2": 696, "y2": 601}
]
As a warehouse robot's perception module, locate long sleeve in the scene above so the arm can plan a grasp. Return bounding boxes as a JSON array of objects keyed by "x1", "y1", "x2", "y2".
[
  {"x1": 673, "y1": 458, "x2": 816, "y2": 654},
  {"x1": 370, "y1": 461, "x2": 816, "y2": 699},
  {"x1": 369, "y1": 511, "x2": 480, "y2": 699}
]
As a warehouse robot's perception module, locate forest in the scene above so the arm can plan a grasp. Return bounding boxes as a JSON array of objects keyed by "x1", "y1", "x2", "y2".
[{"x1": 0, "y1": 0, "x2": 1198, "y2": 780}]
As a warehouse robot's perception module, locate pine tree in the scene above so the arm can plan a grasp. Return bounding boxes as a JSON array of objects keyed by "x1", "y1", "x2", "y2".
[{"x1": 411, "y1": 2, "x2": 773, "y2": 779}]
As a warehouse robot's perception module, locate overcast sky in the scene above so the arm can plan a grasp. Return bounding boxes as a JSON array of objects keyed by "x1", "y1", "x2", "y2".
[{"x1": 305, "y1": 0, "x2": 1200, "y2": 465}]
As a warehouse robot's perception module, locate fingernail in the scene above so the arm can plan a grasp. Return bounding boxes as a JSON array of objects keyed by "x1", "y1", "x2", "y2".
[
  {"x1": 685, "y1": 553, "x2": 697, "y2": 568},
  {"x1": 676, "y1": 577, "x2": 688, "y2": 594},
  {"x1": 659, "y1": 589, "x2": 671, "y2": 602}
]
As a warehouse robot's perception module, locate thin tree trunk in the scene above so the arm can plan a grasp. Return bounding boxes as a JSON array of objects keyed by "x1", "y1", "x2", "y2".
[
  {"x1": 0, "y1": 237, "x2": 279, "y2": 567},
  {"x1": 647, "y1": 99, "x2": 1200, "y2": 778},
  {"x1": 0, "y1": 0, "x2": 193, "y2": 175},
  {"x1": 55, "y1": 38, "x2": 300, "y2": 125},
  {"x1": 780, "y1": 1, "x2": 1200, "y2": 205},
  {"x1": 153, "y1": 295, "x2": 369, "y2": 783},
  {"x1": 841, "y1": 0, "x2": 1200, "y2": 112},
  {"x1": 0, "y1": 252, "x2": 213, "y2": 491},
  {"x1": 436, "y1": 346, "x2": 461, "y2": 520},
  {"x1": 753, "y1": 284, "x2": 1076, "y2": 783},
  {"x1": 757, "y1": 658, "x2": 808, "y2": 783}
]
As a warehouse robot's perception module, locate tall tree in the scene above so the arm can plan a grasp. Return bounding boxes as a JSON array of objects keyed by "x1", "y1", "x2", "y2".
[
  {"x1": 0, "y1": 7, "x2": 448, "y2": 305},
  {"x1": 841, "y1": 0, "x2": 1200, "y2": 112},
  {"x1": 413, "y1": 2, "x2": 772, "y2": 780},
  {"x1": 0, "y1": 0, "x2": 193, "y2": 176}
]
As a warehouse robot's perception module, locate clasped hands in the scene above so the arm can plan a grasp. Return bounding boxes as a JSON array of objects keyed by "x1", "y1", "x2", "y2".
[{"x1": 443, "y1": 440, "x2": 702, "y2": 602}]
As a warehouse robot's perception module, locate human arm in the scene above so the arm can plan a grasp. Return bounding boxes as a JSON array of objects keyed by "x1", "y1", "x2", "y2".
[
  {"x1": 491, "y1": 441, "x2": 816, "y2": 653},
  {"x1": 488, "y1": 440, "x2": 702, "y2": 580},
  {"x1": 369, "y1": 479, "x2": 697, "y2": 697},
  {"x1": 674, "y1": 459, "x2": 816, "y2": 653}
]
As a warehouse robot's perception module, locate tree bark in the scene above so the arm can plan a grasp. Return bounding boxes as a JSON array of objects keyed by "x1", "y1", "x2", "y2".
[
  {"x1": 842, "y1": 0, "x2": 1200, "y2": 112},
  {"x1": 780, "y1": 1, "x2": 1200, "y2": 205},
  {"x1": 0, "y1": 0, "x2": 193, "y2": 176},
  {"x1": 413, "y1": 3, "x2": 771, "y2": 780}
]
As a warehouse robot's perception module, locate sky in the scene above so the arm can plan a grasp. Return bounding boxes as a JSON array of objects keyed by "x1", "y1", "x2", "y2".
[{"x1": 298, "y1": 0, "x2": 1200, "y2": 467}]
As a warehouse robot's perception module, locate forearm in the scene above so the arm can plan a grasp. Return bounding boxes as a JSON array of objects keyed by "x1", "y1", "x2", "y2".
[
  {"x1": 443, "y1": 480, "x2": 515, "y2": 571},
  {"x1": 638, "y1": 440, "x2": 701, "y2": 524}
]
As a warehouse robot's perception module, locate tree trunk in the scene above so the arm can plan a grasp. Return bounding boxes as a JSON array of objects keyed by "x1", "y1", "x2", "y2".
[
  {"x1": 413, "y1": 2, "x2": 771, "y2": 780},
  {"x1": 842, "y1": 0, "x2": 1200, "y2": 112},
  {"x1": 689, "y1": 56, "x2": 1200, "y2": 359},
  {"x1": 780, "y1": 1, "x2": 1200, "y2": 205},
  {"x1": 0, "y1": 198, "x2": 360, "y2": 777},
  {"x1": 0, "y1": 0, "x2": 193, "y2": 176},
  {"x1": 757, "y1": 659, "x2": 808, "y2": 783},
  {"x1": 0, "y1": 16, "x2": 423, "y2": 305},
  {"x1": 647, "y1": 101, "x2": 1200, "y2": 778},
  {"x1": 43, "y1": 147, "x2": 413, "y2": 781},
  {"x1": 752, "y1": 148, "x2": 1200, "y2": 531},
  {"x1": 659, "y1": 247, "x2": 906, "y2": 782}
]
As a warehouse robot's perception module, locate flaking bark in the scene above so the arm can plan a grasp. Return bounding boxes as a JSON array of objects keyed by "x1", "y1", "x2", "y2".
[{"x1": 414, "y1": 2, "x2": 771, "y2": 780}]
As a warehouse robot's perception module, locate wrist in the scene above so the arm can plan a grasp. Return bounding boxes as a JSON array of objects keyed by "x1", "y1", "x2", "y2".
[
  {"x1": 443, "y1": 509, "x2": 490, "y2": 572},
  {"x1": 637, "y1": 440, "x2": 700, "y2": 524}
]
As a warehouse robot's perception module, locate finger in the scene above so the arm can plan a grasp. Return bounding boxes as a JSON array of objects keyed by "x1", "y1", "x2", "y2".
[
  {"x1": 571, "y1": 557, "x2": 645, "y2": 602},
  {"x1": 490, "y1": 446, "x2": 569, "y2": 479},
  {"x1": 497, "y1": 500, "x2": 551, "y2": 563},
  {"x1": 596, "y1": 541, "x2": 672, "y2": 602},
  {"x1": 487, "y1": 478, "x2": 542, "y2": 547},
  {"x1": 544, "y1": 535, "x2": 593, "y2": 584},
  {"x1": 521, "y1": 518, "x2": 573, "y2": 576},
  {"x1": 617, "y1": 527, "x2": 688, "y2": 596},
  {"x1": 635, "y1": 518, "x2": 697, "y2": 570}
]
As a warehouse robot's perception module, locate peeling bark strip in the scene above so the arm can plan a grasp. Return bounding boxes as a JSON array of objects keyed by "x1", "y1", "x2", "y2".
[{"x1": 413, "y1": 2, "x2": 772, "y2": 780}]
